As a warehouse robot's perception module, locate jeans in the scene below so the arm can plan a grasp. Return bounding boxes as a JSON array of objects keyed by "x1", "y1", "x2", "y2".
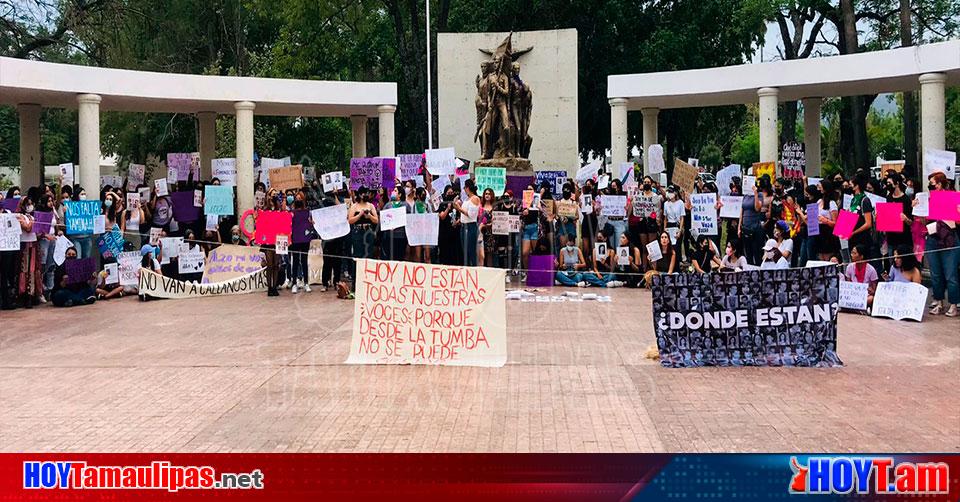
[
  {"x1": 555, "y1": 270, "x2": 582, "y2": 286},
  {"x1": 742, "y1": 226, "x2": 765, "y2": 266},
  {"x1": 926, "y1": 237, "x2": 960, "y2": 304},
  {"x1": 583, "y1": 272, "x2": 614, "y2": 287},
  {"x1": 462, "y1": 222, "x2": 478, "y2": 266},
  {"x1": 288, "y1": 242, "x2": 309, "y2": 282},
  {"x1": 71, "y1": 235, "x2": 94, "y2": 261},
  {"x1": 52, "y1": 286, "x2": 96, "y2": 307},
  {"x1": 608, "y1": 219, "x2": 626, "y2": 251},
  {"x1": 322, "y1": 237, "x2": 343, "y2": 287},
  {"x1": 38, "y1": 238, "x2": 56, "y2": 293}
]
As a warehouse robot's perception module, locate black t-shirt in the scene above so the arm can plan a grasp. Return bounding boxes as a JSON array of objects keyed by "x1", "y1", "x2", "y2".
[
  {"x1": 886, "y1": 193, "x2": 912, "y2": 245},
  {"x1": 849, "y1": 194, "x2": 874, "y2": 248},
  {"x1": 693, "y1": 247, "x2": 715, "y2": 272}
]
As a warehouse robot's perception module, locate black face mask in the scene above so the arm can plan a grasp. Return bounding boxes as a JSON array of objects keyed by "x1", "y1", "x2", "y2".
[{"x1": 643, "y1": 183, "x2": 652, "y2": 191}]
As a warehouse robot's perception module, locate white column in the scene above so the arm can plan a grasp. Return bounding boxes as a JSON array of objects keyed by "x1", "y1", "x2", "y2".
[
  {"x1": 17, "y1": 104, "x2": 42, "y2": 188},
  {"x1": 350, "y1": 115, "x2": 367, "y2": 158},
  {"x1": 919, "y1": 73, "x2": 947, "y2": 167},
  {"x1": 801, "y1": 97, "x2": 822, "y2": 176},
  {"x1": 77, "y1": 94, "x2": 101, "y2": 193},
  {"x1": 377, "y1": 105, "x2": 396, "y2": 158},
  {"x1": 609, "y1": 98, "x2": 628, "y2": 166},
  {"x1": 757, "y1": 87, "x2": 779, "y2": 164},
  {"x1": 197, "y1": 111, "x2": 217, "y2": 181},
  {"x1": 641, "y1": 107, "x2": 659, "y2": 175},
  {"x1": 234, "y1": 101, "x2": 256, "y2": 216}
]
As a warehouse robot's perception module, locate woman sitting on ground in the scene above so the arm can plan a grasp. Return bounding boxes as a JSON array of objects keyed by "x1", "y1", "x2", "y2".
[
  {"x1": 883, "y1": 244, "x2": 922, "y2": 284},
  {"x1": 96, "y1": 257, "x2": 124, "y2": 300},
  {"x1": 843, "y1": 243, "x2": 879, "y2": 308},
  {"x1": 52, "y1": 246, "x2": 97, "y2": 307}
]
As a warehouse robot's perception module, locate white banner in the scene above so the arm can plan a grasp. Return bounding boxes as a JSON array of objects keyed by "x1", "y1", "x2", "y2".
[
  {"x1": 347, "y1": 259, "x2": 507, "y2": 367},
  {"x1": 138, "y1": 268, "x2": 268, "y2": 299}
]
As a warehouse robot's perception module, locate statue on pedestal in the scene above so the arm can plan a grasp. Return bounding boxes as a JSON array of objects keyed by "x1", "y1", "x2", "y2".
[{"x1": 474, "y1": 33, "x2": 533, "y2": 171}]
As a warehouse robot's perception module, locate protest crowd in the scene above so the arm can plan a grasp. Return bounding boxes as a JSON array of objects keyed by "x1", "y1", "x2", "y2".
[{"x1": 0, "y1": 152, "x2": 958, "y2": 320}]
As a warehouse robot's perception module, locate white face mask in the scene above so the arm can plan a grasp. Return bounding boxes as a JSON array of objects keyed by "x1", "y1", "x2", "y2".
[
  {"x1": 905, "y1": 187, "x2": 915, "y2": 197},
  {"x1": 667, "y1": 192, "x2": 676, "y2": 200}
]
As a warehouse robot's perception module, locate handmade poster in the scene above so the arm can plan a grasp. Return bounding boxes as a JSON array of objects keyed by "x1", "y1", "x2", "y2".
[
  {"x1": 0, "y1": 213, "x2": 19, "y2": 251},
  {"x1": 556, "y1": 200, "x2": 578, "y2": 218},
  {"x1": 96, "y1": 225, "x2": 124, "y2": 259},
  {"x1": 912, "y1": 192, "x2": 930, "y2": 217},
  {"x1": 616, "y1": 246, "x2": 630, "y2": 266},
  {"x1": 425, "y1": 147, "x2": 456, "y2": 175},
  {"x1": 104, "y1": 263, "x2": 119, "y2": 285},
  {"x1": 93, "y1": 215, "x2": 106, "y2": 235},
  {"x1": 647, "y1": 144, "x2": 665, "y2": 174},
  {"x1": 522, "y1": 190, "x2": 535, "y2": 209},
  {"x1": 574, "y1": 161, "x2": 601, "y2": 185},
  {"x1": 715, "y1": 164, "x2": 741, "y2": 196},
  {"x1": 535, "y1": 171, "x2": 567, "y2": 194},
  {"x1": 929, "y1": 190, "x2": 960, "y2": 221},
  {"x1": 600, "y1": 195, "x2": 627, "y2": 217},
  {"x1": 806, "y1": 203, "x2": 820, "y2": 236},
  {"x1": 380, "y1": 206, "x2": 407, "y2": 231},
  {"x1": 274, "y1": 234, "x2": 289, "y2": 256},
  {"x1": 310, "y1": 205, "x2": 349, "y2": 240},
  {"x1": 32, "y1": 211, "x2": 54, "y2": 235},
  {"x1": 542, "y1": 200, "x2": 556, "y2": 219},
  {"x1": 126, "y1": 192, "x2": 140, "y2": 210},
  {"x1": 166, "y1": 162, "x2": 177, "y2": 185},
  {"x1": 875, "y1": 202, "x2": 904, "y2": 232},
  {"x1": 307, "y1": 239, "x2": 324, "y2": 285},
  {"x1": 646, "y1": 240, "x2": 663, "y2": 262},
  {"x1": 597, "y1": 175, "x2": 610, "y2": 190},
  {"x1": 492, "y1": 211, "x2": 511, "y2": 235},
  {"x1": 529, "y1": 193, "x2": 541, "y2": 211},
  {"x1": 59, "y1": 162, "x2": 74, "y2": 185},
  {"x1": 154, "y1": 179, "x2": 169, "y2": 197},
  {"x1": 321, "y1": 171, "x2": 343, "y2": 193},
  {"x1": 742, "y1": 175, "x2": 756, "y2": 196},
  {"x1": 291, "y1": 210, "x2": 313, "y2": 244},
  {"x1": 100, "y1": 175, "x2": 123, "y2": 190},
  {"x1": 752, "y1": 161, "x2": 775, "y2": 182},
  {"x1": 833, "y1": 210, "x2": 858, "y2": 239},
  {"x1": 651, "y1": 267, "x2": 842, "y2": 368},
  {"x1": 139, "y1": 267, "x2": 268, "y2": 299},
  {"x1": 170, "y1": 191, "x2": 200, "y2": 223},
  {"x1": 202, "y1": 244, "x2": 264, "y2": 284},
  {"x1": 476, "y1": 167, "x2": 507, "y2": 196},
  {"x1": 203, "y1": 185, "x2": 234, "y2": 216},
  {"x1": 508, "y1": 214, "x2": 521, "y2": 233},
  {"x1": 127, "y1": 163, "x2": 145, "y2": 190},
  {"x1": 64, "y1": 257, "x2": 97, "y2": 285},
  {"x1": 690, "y1": 193, "x2": 718, "y2": 236},
  {"x1": 178, "y1": 247, "x2": 205, "y2": 274},
  {"x1": 349, "y1": 157, "x2": 396, "y2": 194},
  {"x1": 923, "y1": 148, "x2": 956, "y2": 180},
  {"x1": 205, "y1": 214, "x2": 219, "y2": 232},
  {"x1": 50, "y1": 236, "x2": 75, "y2": 267},
  {"x1": 268, "y1": 164, "x2": 304, "y2": 192},
  {"x1": 672, "y1": 159, "x2": 698, "y2": 194},
  {"x1": 455, "y1": 158, "x2": 470, "y2": 177},
  {"x1": 63, "y1": 200, "x2": 101, "y2": 235},
  {"x1": 594, "y1": 242, "x2": 607, "y2": 261},
  {"x1": 405, "y1": 213, "x2": 439, "y2": 246},
  {"x1": 719, "y1": 196, "x2": 743, "y2": 219},
  {"x1": 212, "y1": 158, "x2": 237, "y2": 186},
  {"x1": 580, "y1": 194, "x2": 594, "y2": 214},
  {"x1": 347, "y1": 259, "x2": 507, "y2": 367},
  {"x1": 398, "y1": 154, "x2": 423, "y2": 181},
  {"x1": 872, "y1": 282, "x2": 928, "y2": 321},
  {"x1": 149, "y1": 227, "x2": 162, "y2": 246},
  {"x1": 117, "y1": 251, "x2": 140, "y2": 286},
  {"x1": 240, "y1": 210, "x2": 292, "y2": 245},
  {"x1": 167, "y1": 153, "x2": 198, "y2": 181},
  {"x1": 838, "y1": 281, "x2": 868, "y2": 310},
  {"x1": 780, "y1": 141, "x2": 805, "y2": 179}
]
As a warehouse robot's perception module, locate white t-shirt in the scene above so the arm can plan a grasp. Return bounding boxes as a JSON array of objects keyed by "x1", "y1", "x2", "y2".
[
  {"x1": 761, "y1": 257, "x2": 789, "y2": 270},
  {"x1": 778, "y1": 238, "x2": 794, "y2": 257},
  {"x1": 819, "y1": 200, "x2": 838, "y2": 219},
  {"x1": 664, "y1": 199, "x2": 685, "y2": 224}
]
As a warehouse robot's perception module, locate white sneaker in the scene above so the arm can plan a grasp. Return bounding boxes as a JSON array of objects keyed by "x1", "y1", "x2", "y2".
[
  {"x1": 607, "y1": 280, "x2": 624, "y2": 288},
  {"x1": 303, "y1": 283, "x2": 312, "y2": 293},
  {"x1": 946, "y1": 304, "x2": 958, "y2": 317},
  {"x1": 929, "y1": 303, "x2": 943, "y2": 315},
  {"x1": 577, "y1": 281, "x2": 587, "y2": 288},
  {"x1": 281, "y1": 279, "x2": 291, "y2": 289},
  {"x1": 291, "y1": 284, "x2": 299, "y2": 294}
]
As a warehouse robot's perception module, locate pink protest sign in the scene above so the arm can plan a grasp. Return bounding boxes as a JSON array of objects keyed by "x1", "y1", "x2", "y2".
[
  {"x1": 928, "y1": 190, "x2": 960, "y2": 222},
  {"x1": 833, "y1": 209, "x2": 858, "y2": 239},
  {"x1": 240, "y1": 210, "x2": 292, "y2": 245},
  {"x1": 875, "y1": 202, "x2": 904, "y2": 232}
]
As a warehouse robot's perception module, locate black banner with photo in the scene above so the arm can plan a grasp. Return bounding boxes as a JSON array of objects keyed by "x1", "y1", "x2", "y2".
[{"x1": 651, "y1": 267, "x2": 843, "y2": 368}]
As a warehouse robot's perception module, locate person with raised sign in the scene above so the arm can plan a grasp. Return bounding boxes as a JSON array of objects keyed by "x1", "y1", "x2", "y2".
[
  {"x1": 347, "y1": 187, "x2": 380, "y2": 293},
  {"x1": 919, "y1": 172, "x2": 959, "y2": 317}
]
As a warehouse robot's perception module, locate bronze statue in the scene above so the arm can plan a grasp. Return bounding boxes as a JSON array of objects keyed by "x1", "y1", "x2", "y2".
[{"x1": 474, "y1": 33, "x2": 534, "y2": 166}]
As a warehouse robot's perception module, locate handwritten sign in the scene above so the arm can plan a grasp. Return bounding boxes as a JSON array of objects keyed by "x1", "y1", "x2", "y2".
[
  {"x1": 349, "y1": 157, "x2": 397, "y2": 194},
  {"x1": 647, "y1": 144, "x2": 665, "y2": 174},
  {"x1": 204, "y1": 185, "x2": 234, "y2": 216},
  {"x1": 838, "y1": 281, "x2": 869, "y2": 310},
  {"x1": 716, "y1": 164, "x2": 741, "y2": 196},
  {"x1": 556, "y1": 200, "x2": 578, "y2": 218},
  {"x1": 246, "y1": 210, "x2": 292, "y2": 245},
  {"x1": 398, "y1": 154, "x2": 423, "y2": 181},
  {"x1": 806, "y1": 202, "x2": 820, "y2": 236},
  {"x1": 202, "y1": 244, "x2": 263, "y2": 283},
  {"x1": 268, "y1": 164, "x2": 304, "y2": 192},
  {"x1": 405, "y1": 213, "x2": 439, "y2": 246},
  {"x1": 719, "y1": 196, "x2": 743, "y2": 219},
  {"x1": 118, "y1": 251, "x2": 140, "y2": 286},
  {"x1": 139, "y1": 267, "x2": 267, "y2": 299},
  {"x1": 380, "y1": 206, "x2": 407, "y2": 231},
  {"x1": 574, "y1": 161, "x2": 601, "y2": 185},
  {"x1": 63, "y1": 200, "x2": 101, "y2": 235},
  {"x1": 425, "y1": 147, "x2": 456, "y2": 175},
  {"x1": 781, "y1": 141, "x2": 805, "y2": 179},
  {"x1": 0, "y1": 213, "x2": 20, "y2": 251},
  {"x1": 347, "y1": 259, "x2": 506, "y2": 367},
  {"x1": 476, "y1": 167, "x2": 507, "y2": 196},
  {"x1": 672, "y1": 158, "x2": 698, "y2": 194},
  {"x1": 690, "y1": 193, "x2": 718, "y2": 236},
  {"x1": 310, "y1": 205, "x2": 350, "y2": 240},
  {"x1": 212, "y1": 158, "x2": 237, "y2": 186},
  {"x1": 600, "y1": 195, "x2": 627, "y2": 217},
  {"x1": 872, "y1": 282, "x2": 927, "y2": 321}
]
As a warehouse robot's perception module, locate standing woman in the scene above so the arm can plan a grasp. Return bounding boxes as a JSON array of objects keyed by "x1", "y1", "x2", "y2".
[
  {"x1": 605, "y1": 179, "x2": 628, "y2": 251},
  {"x1": 407, "y1": 187, "x2": 432, "y2": 264},
  {"x1": 519, "y1": 183, "x2": 540, "y2": 274},
  {"x1": 35, "y1": 191, "x2": 58, "y2": 298},
  {"x1": 738, "y1": 179, "x2": 767, "y2": 266},
  {"x1": 815, "y1": 180, "x2": 841, "y2": 260},
  {"x1": 121, "y1": 193, "x2": 145, "y2": 250},
  {"x1": 258, "y1": 188, "x2": 285, "y2": 297},
  {"x1": 455, "y1": 179, "x2": 482, "y2": 266},
  {"x1": 479, "y1": 188, "x2": 497, "y2": 267},
  {"x1": 437, "y1": 185, "x2": 463, "y2": 266},
  {"x1": 920, "y1": 173, "x2": 958, "y2": 316},
  {"x1": 579, "y1": 181, "x2": 599, "y2": 273},
  {"x1": 629, "y1": 175, "x2": 662, "y2": 271},
  {"x1": 662, "y1": 185, "x2": 685, "y2": 262},
  {"x1": 348, "y1": 187, "x2": 380, "y2": 290},
  {"x1": 16, "y1": 197, "x2": 43, "y2": 307}
]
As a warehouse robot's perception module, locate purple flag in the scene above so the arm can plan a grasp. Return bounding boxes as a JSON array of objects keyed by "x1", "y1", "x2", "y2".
[
  {"x1": 33, "y1": 211, "x2": 54, "y2": 234},
  {"x1": 291, "y1": 210, "x2": 313, "y2": 244},
  {"x1": 170, "y1": 191, "x2": 200, "y2": 222},
  {"x1": 65, "y1": 257, "x2": 97, "y2": 285}
]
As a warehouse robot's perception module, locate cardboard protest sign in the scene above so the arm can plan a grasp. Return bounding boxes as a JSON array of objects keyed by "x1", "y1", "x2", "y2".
[
  {"x1": 204, "y1": 185, "x2": 234, "y2": 216},
  {"x1": 719, "y1": 196, "x2": 742, "y2": 219},
  {"x1": 63, "y1": 200, "x2": 101, "y2": 235},
  {"x1": 872, "y1": 282, "x2": 927, "y2": 321},
  {"x1": 690, "y1": 193, "x2": 718, "y2": 236},
  {"x1": 651, "y1": 266, "x2": 842, "y2": 367},
  {"x1": 398, "y1": 154, "x2": 423, "y2": 181},
  {"x1": 838, "y1": 281, "x2": 868, "y2": 310},
  {"x1": 875, "y1": 202, "x2": 904, "y2": 232},
  {"x1": 154, "y1": 179, "x2": 169, "y2": 197},
  {"x1": 347, "y1": 259, "x2": 507, "y2": 367},
  {"x1": 672, "y1": 159, "x2": 698, "y2": 194},
  {"x1": 268, "y1": 164, "x2": 304, "y2": 192},
  {"x1": 556, "y1": 200, "x2": 578, "y2": 218},
  {"x1": 118, "y1": 251, "x2": 140, "y2": 286},
  {"x1": 923, "y1": 148, "x2": 956, "y2": 180},
  {"x1": 202, "y1": 244, "x2": 263, "y2": 283},
  {"x1": 535, "y1": 171, "x2": 567, "y2": 194},
  {"x1": 752, "y1": 161, "x2": 775, "y2": 182},
  {"x1": 170, "y1": 191, "x2": 200, "y2": 223},
  {"x1": 780, "y1": 141, "x2": 805, "y2": 179},
  {"x1": 139, "y1": 267, "x2": 268, "y2": 299},
  {"x1": 0, "y1": 213, "x2": 20, "y2": 251},
  {"x1": 425, "y1": 147, "x2": 456, "y2": 175},
  {"x1": 929, "y1": 190, "x2": 960, "y2": 221},
  {"x1": 96, "y1": 225, "x2": 124, "y2": 259},
  {"x1": 833, "y1": 210, "x2": 858, "y2": 239},
  {"x1": 600, "y1": 195, "x2": 626, "y2": 217},
  {"x1": 806, "y1": 203, "x2": 820, "y2": 236},
  {"x1": 476, "y1": 167, "x2": 507, "y2": 196},
  {"x1": 647, "y1": 144, "x2": 665, "y2": 174},
  {"x1": 310, "y1": 205, "x2": 349, "y2": 240},
  {"x1": 380, "y1": 206, "x2": 407, "y2": 231},
  {"x1": 645, "y1": 240, "x2": 662, "y2": 262},
  {"x1": 65, "y1": 257, "x2": 97, "y2": 285},
  {"x1": 127, "y1": 163, "x2": 145, "y2": 190},
  {"x1": 211, "y1": 158, "x2": 237, "y2": 186},
  {"x1": 716, "y1": 164, "x2": 741, "y2": 196},
  {"x1": 405, "y1": 213, "x2": 439, "y2": 246}
]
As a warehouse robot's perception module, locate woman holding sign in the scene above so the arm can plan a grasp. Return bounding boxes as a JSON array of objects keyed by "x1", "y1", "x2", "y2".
[
  {"x1": 920, "y1": 173, "x2": 959, "y2": 317},
  {"x1": 454, "y1": 179, "x2": 482, "y2": 267},
  {"x1": 348, "y1": 187, "x2": 380, "y2": 290}
]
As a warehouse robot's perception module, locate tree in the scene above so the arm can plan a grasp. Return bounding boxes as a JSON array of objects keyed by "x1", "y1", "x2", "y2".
[{"x1": 772, "y1": 0, "x2": 829, "y2": 146}]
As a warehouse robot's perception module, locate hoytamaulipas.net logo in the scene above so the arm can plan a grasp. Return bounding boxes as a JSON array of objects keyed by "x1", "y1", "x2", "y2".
[{"x1": 24, "y1": 460, "x2": 264, "y2": 492}]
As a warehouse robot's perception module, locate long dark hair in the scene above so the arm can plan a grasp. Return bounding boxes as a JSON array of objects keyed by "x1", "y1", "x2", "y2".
[{"x1": 894, "y1": 244, "x2": 919, "y2": 272}]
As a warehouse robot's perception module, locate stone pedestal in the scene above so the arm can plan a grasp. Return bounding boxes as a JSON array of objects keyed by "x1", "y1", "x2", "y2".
[{"x1": 474, "y1": 157, "x2": 532, "y2": 174}]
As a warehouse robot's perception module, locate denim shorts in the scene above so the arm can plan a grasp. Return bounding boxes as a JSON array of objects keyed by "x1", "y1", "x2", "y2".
[{"x1": 522, "y1": 223, "x2": 539, "y2": 241}]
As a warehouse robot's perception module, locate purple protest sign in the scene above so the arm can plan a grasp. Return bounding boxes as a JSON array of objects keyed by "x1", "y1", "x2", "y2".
[
  {"x1": 806, "y1": 203, "x2": 819, "y2": 236},
  {"x1": 349, "y1": 158, "x2": 397, "y2": 195},
  {"x1": 291, "y1": 210, "x2": 313, "y2": 244},
  {"x1": 167, "y1": 153, "x2": 195, "y2": 181},
  {"x1": 33, "y1": 211, "x2": 54, "y2": 234},
  {"x1": 170, "y1": 191, "x2": 200, "y2": 222},
  {"x1": 65, "y1": 257, "x2": 97, "y2": 285},
  {"x1": 1, "y1": 198, "x2": 20, "y2": 212},
  {"x1": 398, "y1": 154, "x2": 423, "y2": 181},
  {"x1": 506, "y1": 175, "x2": 536, "y2": 203}
]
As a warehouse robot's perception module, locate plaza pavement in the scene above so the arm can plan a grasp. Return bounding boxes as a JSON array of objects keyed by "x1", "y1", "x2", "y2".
[{"x1": 0, "y1": 287, "x2": 957, "y2": 453}]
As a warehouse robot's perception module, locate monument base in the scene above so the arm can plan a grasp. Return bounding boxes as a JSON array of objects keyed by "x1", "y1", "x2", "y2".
[{"x1": 474, "y1": 157, "x2": 532, "y2": 173}]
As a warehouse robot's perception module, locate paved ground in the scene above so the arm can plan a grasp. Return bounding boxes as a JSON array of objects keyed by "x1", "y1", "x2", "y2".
[{"x1": 1, "y1": 286, "x2": 957, "y2": 453}]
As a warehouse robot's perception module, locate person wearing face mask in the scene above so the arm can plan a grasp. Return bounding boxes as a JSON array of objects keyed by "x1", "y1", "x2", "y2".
[
  {"x1": 15, "y1": 196, "x2": 44, "y2": 308},
  {"x1": 479, "y1": 188, "x2": 498, "y2": 267},
  {"x1": 629, "y1": 176, "x2": 663, "y2": 271},
  {"x1": 437, "y1": 184, "x2": 464, "y2": 266},
  {"x1": 554, "y1": 233, "x2": 587, "y2": 286},
  {"x1": 454, "y1": 179, "x2": 482, "y2": 267},
  {"x1": 846, "y1": 172, "x2": 876, "y2": 261},
  {"x1": 555, "y1": 186, "x2": 578, "y2": 254},
  {"x1": 917, "y1": 172, "x2": 959, "y2": 316},
  {"x1": 881, "y1": 172, "x2": 913, "y2": 270},
  {"x1": 662, "y1": 185, "x2": 685, "y2": 261},
  {"x1": 579, "y1": 181, "x2": 599, "y2": 271},
  {"x1": 347, "y1": 187, "x2": 380, "y2": 292},
  {"x1": 495, "y1": 190, "x2": 519, "y2": 272},
  {"x1": 51, "y1": 246, "x2": 97, "y2": 307},
  {"x1": 66, "y1": 185, "x2": 95, "y2": 259},
  {"x1": 379, "y1": 185, "x2": 408, "y2": 263},
  {"x1": 760, "y1": 238, "x2": 789, "y2": 270}
]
